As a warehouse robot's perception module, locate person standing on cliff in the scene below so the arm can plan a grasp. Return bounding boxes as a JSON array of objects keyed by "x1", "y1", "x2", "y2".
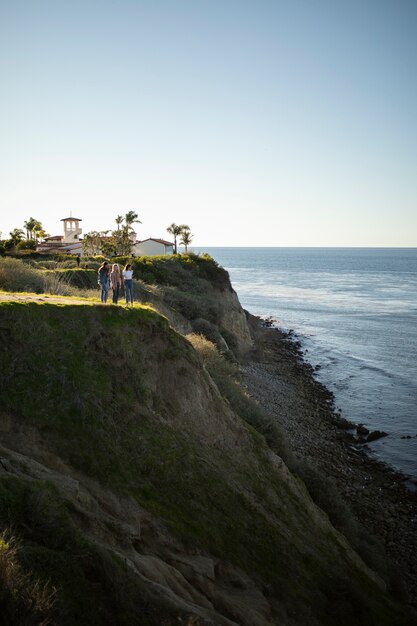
[
  {"x1": 122, "y1": 263, "x2": 134, "y2": 305},
  {"x1": 110, "y1": 263, "x2": 123, "y2": 304},
  {"x1": 98, "y1": 261, "x2": 110, "y2": 303}
]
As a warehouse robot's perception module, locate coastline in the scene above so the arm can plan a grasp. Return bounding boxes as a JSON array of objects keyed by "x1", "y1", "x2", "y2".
[{"x1": 242, "y1": 313, "x2": 417, "y2": 609}]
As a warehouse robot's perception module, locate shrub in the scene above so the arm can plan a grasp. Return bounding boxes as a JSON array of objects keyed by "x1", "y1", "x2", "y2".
[
  {"x1": 219, "y1": 327, "x2": 239, "y2": 352},
  {"x1": 186, "y1": 333, "x2": 235, "y2": 376},
  {"x1": 132, "y1": 257, "x2": 169, "y2": 284},
  {"x1": 164, "y1": 289, "x2": 205, "y2": 320},
  {"x1": 0, "y1": 258, "x2": 44, "y2": 293},
  {"x1": 130, "y1": 253, "x2": 231, "y2": 292},
  {"x1": 0, "y1": 530, "x2": 56, "y2": 624},
  {"x1": 45, "y1": 269, "x2": 98, "y2": 290},
  {"x1": 80, "y1": 260, "x2": 101, "y2": 270},
  {"x1": 186, "y1": 333, "x2": 292, "y2": 463},
  {"x1": 10, "y1": 252, "x2": 75, "y2": 262},
  {"x1": 181, "y1": 253, "x2": 230, "y2": 290},
  {"x1": 42, "y1": 272, "x2": 77, "y2": 296},
  {"x1": 32, "y1": 259, "x2": 60, "y2": 270},
  {"x1": 16, "y1": 240, "x2": 36, "y2": 251},
  {"x1": 111, "y1": 256, "x2": 132, "y2": 267},
  {"x1": 191, "y1": 318, "x2": 228, "y2": 352}
]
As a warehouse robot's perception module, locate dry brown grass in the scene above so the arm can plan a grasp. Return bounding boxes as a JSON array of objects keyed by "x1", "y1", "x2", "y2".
[{"x1": 0, "y1": 530, "x2": 56, "y2": 625}]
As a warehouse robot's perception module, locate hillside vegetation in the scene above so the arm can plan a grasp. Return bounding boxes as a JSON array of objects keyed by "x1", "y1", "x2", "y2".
[{"x1": 0, "y1": 254, "x2": 415, "y2": 625}]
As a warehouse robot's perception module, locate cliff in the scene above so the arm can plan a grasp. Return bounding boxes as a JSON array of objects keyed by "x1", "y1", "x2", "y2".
[{"x1": 0, "y1": 256, "x2": 414, "y2": 625}]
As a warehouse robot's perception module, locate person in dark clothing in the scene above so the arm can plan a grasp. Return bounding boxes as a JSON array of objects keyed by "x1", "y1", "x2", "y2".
[{"x1": 98, "y1": 262, "x2": 110, "y2": 303}]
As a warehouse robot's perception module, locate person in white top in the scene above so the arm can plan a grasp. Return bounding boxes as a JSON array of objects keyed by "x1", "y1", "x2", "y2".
[{"x1": 122, "y1": 263, "x2": 134, "y2": 305}]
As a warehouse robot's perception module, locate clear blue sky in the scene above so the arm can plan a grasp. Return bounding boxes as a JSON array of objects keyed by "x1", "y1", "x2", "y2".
[{"x1": 1, "y1": 0, "x2": 416, "y2": 246}]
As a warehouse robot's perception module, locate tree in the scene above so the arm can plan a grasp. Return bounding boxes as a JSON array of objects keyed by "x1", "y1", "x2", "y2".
[
  {"x1": 124, "y1": 211, "x2": 141, "y2": 233},
  {"x1": 110, "y1": 213, "x2": 140, "y2": 256},
  {"x1": 166, "y1": 223, "x2": 190, "y2": 254},
  {"x1": 179, "y1": 228, "x2": 193, "y2": 253},
  {"x1": 32, "y1": 220, "x2": 44, "y2": 243},
  {"x1": 16, "y1": 239, "x2": 36, "y2": 251},
  {"x1": 113, "y1": 226, "x2": 134, "y2": 256},
  {"x1": 9, "y1": 228, "x2": 24, "y2": 244},
  {"x1": 82, "y1": 231, "x2": 104, "y2": 256},
  {"x1": 5, "y1": 228, "x2": 25, "y2": 252},
  {"x1": 23, "y1": 217, "x2": 38, "y2": 240},
  {"x1": 23, "y1": 218, "x2": 44, "y2": 243},
  {"x1": 34, "y1": 228, "x2": 48, "y2": 242}
]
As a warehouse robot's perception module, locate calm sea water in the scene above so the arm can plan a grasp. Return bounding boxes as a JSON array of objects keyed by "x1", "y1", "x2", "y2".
[{"x1": 193, "y1": 247, "x2": 417, "y2": 479}]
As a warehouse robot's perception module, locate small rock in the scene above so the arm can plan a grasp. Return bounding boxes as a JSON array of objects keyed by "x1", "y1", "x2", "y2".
[{"x1": 357, "y1": 424, "x2": 370, "y2": 436}]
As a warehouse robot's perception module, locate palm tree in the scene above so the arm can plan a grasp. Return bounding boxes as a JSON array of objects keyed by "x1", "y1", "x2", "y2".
[
  {"x1": 179, "y1": 229, "x2": 193, "y2": 253},
  {"x1": 23, "y1": 217, "x2": 38, "y2": 240},
  {"x1": 124, "y1": 211, "x2": 141, "y2": 231},
  {"x1": 9, "y1": 228, "x2": 24, "y2": 243},
  {"x1": 167, "y1": 223, "x2": 190, "y2": 254},
  {"x1": 32, "y1": 220, "x2": 44, "y2": 243},
  {"x1": 115, "y1": 215, "x2": 124, "y2": 231},
  {"x1": 34, "y1": 228, "x2": 48, "y2": 242}
]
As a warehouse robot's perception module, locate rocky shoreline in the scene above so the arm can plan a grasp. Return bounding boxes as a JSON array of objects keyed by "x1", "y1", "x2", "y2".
[{"x1": 242, "y1": 314, "x2": 417, "y2": 610}]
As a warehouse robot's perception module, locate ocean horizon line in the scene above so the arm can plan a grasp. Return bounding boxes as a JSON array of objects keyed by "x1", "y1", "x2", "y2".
[{"x1": 191, "y1": 245, "x2": 417, "y2": 250}]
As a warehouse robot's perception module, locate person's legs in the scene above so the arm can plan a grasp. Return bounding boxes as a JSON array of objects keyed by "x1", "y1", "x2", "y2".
[
  {"x1": 102, "y1": 281, "x2": 109, "y2": 303},
  {"x1": 112, "y1": 285, "x2": 119, "y2": 304},
  {"x1": 128, "y1": 280, "x2": 134, "y2": 303}
]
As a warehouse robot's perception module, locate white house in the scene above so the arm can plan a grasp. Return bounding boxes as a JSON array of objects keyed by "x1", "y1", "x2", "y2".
[
  {"x1": 37, "y1": 217, "x2": 83, "y2": 255},
  {"x1": 132, "y1": 238, "x2": 174, "y2": 256}
]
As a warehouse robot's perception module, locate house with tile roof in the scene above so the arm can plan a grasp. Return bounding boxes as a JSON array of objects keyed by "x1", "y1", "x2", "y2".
[
  {"x1": 37, "y1": 217, "x2": 83, "y2": 255},
  {"x1": 132, "y1": 238, "x2": 174, "y2": 256}
]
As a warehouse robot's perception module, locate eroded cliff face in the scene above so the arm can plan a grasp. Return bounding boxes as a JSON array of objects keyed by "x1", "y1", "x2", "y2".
[
  {"x1": 216, "y1": 287, "x2": 252, "y2": 354},
  {"x1": 0, "y1": 301, "x2": 411, "y2": 625},
  {"x1": 132, "y1": 253, "x2": 253, "y2": 357}
]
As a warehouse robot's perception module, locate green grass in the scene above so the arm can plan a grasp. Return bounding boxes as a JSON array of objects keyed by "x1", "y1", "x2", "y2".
[{"x1": 0, "y1": 301, "x2": 414, "y2": 626}]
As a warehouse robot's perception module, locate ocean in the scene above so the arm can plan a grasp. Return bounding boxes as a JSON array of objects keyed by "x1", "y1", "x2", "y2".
[{"x1": 193, "y1": 247, "x2": 417, "y2": 480}]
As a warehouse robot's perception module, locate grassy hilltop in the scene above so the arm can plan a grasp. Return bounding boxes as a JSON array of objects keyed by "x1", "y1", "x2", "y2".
[{"x1": 0, "y1": 254, "x2": 415, "y2": 625}]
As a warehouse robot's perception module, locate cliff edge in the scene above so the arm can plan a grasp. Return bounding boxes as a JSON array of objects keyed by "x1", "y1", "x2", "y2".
[{"x1": 0, "y1": 256, "x2": 414, "y2": 625}]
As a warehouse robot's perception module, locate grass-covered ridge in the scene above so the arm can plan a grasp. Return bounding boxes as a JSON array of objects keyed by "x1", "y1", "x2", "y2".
[
  {"x1": 0, "y1": 254, "x2": 243, "y2": 354},
  {"x1": 0, "y1": 301, "x2": 413, "y2": 625},
  {"x1": 130, "y1": 252, "x2": 231, "y2": 290}
]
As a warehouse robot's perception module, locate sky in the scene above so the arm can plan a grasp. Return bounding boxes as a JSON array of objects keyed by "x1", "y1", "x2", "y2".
[{"x1": 0, "y1": 0, "x2": 416, "y2": 247}]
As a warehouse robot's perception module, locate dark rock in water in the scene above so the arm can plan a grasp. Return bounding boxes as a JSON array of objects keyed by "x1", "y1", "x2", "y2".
[
  {"x1": 356, "y1": 436, "x2": 368, "y2": 445},
  {"x1": 401, "y1": 435, "x2": 412, "y2": 440},
  {"x1": 333, "y1": 417, "x2": 356, "y2": 430},
  {"x1": 261, "y1": 316, "x2": 276, "y2": 327},
  {"x1": 357, "y1": 424, "x2": 370, "y2": 436},
  {"x1": 367, "y1": 430, "x2": 388, "y2": 443}
]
